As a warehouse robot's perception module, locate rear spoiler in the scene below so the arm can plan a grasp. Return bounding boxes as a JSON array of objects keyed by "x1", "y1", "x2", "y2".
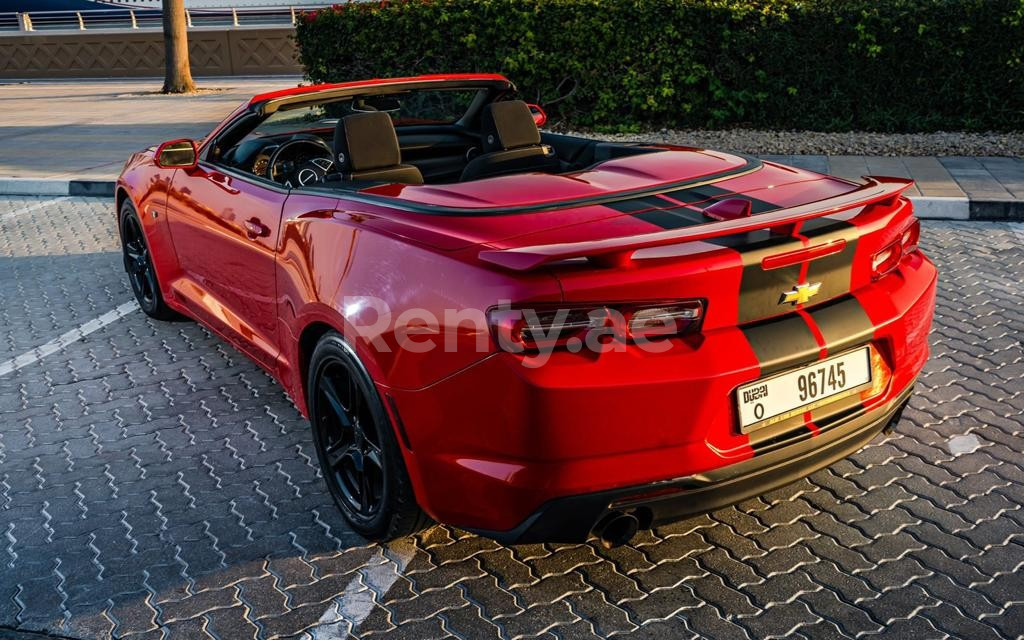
[{"x1": 478, "y1": 176, "x2": 913, "y2": 271}]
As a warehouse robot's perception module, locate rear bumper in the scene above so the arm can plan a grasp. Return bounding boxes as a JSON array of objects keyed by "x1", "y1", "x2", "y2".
[
  {"x1": 387, "y1": 252, "x2": 937, "y2": 536},
  {"x1": 467, "y1": 380, "x2": 914, "y2": 544}
]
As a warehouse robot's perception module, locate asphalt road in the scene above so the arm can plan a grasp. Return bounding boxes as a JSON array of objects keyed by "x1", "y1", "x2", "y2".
[{"x1": 0, "y1": 195, "x2": 1022, "y2": 639}]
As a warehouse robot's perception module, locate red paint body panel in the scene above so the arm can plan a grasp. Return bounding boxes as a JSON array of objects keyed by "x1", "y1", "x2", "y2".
[
  {"x1": 363, "y1": 147, "x2": 750, "y2": 209},
  {"x1": 116, "y1": 74, "x2": 937, "y2": 539}
]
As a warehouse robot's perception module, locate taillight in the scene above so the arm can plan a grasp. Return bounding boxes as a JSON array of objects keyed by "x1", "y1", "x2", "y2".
[
  {"x1": 871, "y1": 242, "x2": 902, "y2": 280},
  {"x1": 871, "y1": 218, "x2": 921, "y2": 280},
  {"x1": 861, "y1": 345, "x2": 892, "y2": 401},
  {"x1": 900, "y1": 219, "x2": 920, "y2": 255},
  {"x1": 488, "y1": 300, "x2": 704, "y2": 352}
]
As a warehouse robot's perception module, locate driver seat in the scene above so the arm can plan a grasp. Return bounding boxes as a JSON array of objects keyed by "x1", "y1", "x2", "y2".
[{"x1": 332, "y1": 112, "x2": 423, "y2": 184}]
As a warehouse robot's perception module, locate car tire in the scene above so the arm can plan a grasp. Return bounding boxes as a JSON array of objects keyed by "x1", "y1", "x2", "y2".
[
  {"x1": 308, "y1": 331, "x2": 430, "y2": 541},
  {"x1": 119, "y1": 200, "x2": 179, "y2": 321}
]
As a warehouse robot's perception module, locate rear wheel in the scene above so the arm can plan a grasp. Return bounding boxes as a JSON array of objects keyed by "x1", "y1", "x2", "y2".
[
  {"x1": 308, "y1": 332, "x2": 429, "y2": 540},
  {"x1": 119, "y1": 201, "x2": 178, "y2": 320}
]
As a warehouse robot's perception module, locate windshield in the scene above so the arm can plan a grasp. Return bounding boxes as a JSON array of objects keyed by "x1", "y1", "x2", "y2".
[{"x1": 248, "y1": 88, "x2": 482, "y2": 138}]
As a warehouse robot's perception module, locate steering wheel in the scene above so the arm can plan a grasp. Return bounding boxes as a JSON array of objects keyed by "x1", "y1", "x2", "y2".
[{"x1": 267, "y1": 134, "x2": 334, "y2": 187}]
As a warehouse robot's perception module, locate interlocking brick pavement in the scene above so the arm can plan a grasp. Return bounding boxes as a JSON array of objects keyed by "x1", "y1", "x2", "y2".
[{"x1": 0, "y1": 196, "x2": 1021, "y2": 639}]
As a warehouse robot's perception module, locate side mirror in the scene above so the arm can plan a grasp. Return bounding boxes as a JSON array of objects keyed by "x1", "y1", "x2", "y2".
[
  {"x1": 526, "y1": 103, "x2": 547, "y2": 128},
  {"x1": 155, "y1": 139, "x2": 198, "y2": 169}
]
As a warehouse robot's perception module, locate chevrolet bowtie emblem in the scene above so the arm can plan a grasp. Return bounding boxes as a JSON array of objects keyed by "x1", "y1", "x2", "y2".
[{"x1": 780, "y1": 282, "x2": 822, "y2": 305}]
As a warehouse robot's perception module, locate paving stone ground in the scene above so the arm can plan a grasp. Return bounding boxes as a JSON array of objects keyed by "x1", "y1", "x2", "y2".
[{"x1": 0, "y1": 195, "x2": 1022, "y2": 640}]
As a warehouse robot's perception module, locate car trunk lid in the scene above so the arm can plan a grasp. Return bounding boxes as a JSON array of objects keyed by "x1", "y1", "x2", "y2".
[
  {"x1": 343, "y1": 156, "x2": 862, "y2": 256},
  {"x1": 358, "y1": 147, "x2": 754, "y2": 211}
]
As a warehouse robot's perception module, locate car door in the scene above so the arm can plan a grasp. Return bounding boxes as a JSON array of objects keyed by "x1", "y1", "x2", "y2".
[{"x1": 164, "y1": 163, "x2": 286, "y2": 370}]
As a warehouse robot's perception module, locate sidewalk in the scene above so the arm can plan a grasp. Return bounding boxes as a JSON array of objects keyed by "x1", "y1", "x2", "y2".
[
  {"x1": 763, "y1": 154, "x2": 1024, "y2": 220},
  {"x1": 1, "y1": 78, "x2": 1021, "y2": 219},
  {"x1": 0, "y1": 76, "x2": 300, "y2": 181}
]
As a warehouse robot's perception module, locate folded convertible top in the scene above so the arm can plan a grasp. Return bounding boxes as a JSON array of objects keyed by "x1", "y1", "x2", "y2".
[{"x1": 477, "y1": 176, "x2": 913, "y2": 271}]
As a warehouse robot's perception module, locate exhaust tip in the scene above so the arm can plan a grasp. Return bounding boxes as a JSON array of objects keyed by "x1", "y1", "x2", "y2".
[{"x1": 595, "y1": 512, "x2": 640, "y2": 549}]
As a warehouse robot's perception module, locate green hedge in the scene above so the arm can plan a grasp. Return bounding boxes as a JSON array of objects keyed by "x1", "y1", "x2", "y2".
[{"x1": 296, "y1": 0, "x2": 1024, "y2": 132}]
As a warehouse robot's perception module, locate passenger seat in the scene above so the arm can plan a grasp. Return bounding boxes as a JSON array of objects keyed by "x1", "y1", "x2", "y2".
[{"x1": 460, "y1": 101, "x2": 561, "y2": 181}]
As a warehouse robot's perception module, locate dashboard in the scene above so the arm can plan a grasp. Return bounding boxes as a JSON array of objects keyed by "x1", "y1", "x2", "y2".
[{"x1": 221, "y1": 131, "x2": 335, "y2": 187}]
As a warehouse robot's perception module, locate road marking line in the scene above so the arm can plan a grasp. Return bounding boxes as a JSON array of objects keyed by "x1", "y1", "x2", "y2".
[
  {"x1": 0, "y1": 301, "x2": 138, "y2": 378},
  {"x1": 0, "y1": 196, "x2": 72, "y2": 219},
  {"x1": 309, "y1": 540, "x2": 415, "y2": 639}
]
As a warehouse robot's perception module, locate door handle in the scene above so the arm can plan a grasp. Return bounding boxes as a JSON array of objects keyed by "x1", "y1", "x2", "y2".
[
  {"x1": 207, "y1": 172, "x2": 240, "y2": 194},
  {"x1": 244, "y1": 218, "x2": 270, "y2": 239}
]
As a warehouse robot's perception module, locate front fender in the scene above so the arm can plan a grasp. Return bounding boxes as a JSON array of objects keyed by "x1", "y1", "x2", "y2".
[{"x1": 116, "y1": 152, "x2": 181, "y2": 299}]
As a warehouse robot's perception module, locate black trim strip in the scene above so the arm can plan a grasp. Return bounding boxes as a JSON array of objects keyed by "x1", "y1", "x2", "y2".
[
  {"x1": 812, "y1": 403, "x2": 863, "y2": 430},
  {"x1": 749, "y1": 425, "x2": 815, "y2": 455}
]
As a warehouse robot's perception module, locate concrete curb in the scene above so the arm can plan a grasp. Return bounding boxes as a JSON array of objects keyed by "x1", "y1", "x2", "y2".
[
  {"x1": 0, "y1": 178, "x2": 115, "y2": 197},
  {"x1": 0, "y1": 178, "x2": 1020, "y2": 220},
  {"x1": 909, "y1": 197, "x2": 970, "y2": 221}
]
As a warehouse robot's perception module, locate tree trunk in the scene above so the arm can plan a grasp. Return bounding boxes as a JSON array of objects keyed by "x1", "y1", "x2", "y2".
[{"x1": 161, "y1": 0, "x2": 195, "y2": 93}]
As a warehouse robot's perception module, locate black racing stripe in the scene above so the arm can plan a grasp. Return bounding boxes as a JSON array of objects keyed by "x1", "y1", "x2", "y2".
[
  {"x1": 706, "y1": 229, "x2": 792, "y2": 250},
  {"x1": 807, "y1": 295, "x2": 875, "y2": 355},
  {"x1": 700, "y1": 195, "x2": 779, "y2": 214},
  {"x1": 800, "y1": 217, "x2": 859, "y2": 305},
  {"x1": 631, "y1": 184, "x2": 783, "y2": 231},
  {"x1": 606, "y1": 194, "x2": 710, "y2": 230},
  {"x1": 662, "y1": 184, "x2": 731, "y2": 202},
  {"x1": 633, "y1": 208, "x2": 707, "y2": 229},
  {"x1": 666, "y1": 183, "x2": 780, "y2": 215},
  {"x1": 604, "y1": 195, "x2": 674, "y2": 213},
  {"x1": 800, "y1": 215, "x2": 855, "y2": 236},
  {"x1": 709, "y1": 215, "x2": 862, "y2": 325},
  {"x1": 741, "y1": 313, "x2": 822, "y2": 376},
  {"x1": 709, "y1": 230, "x2": 805, "y2": 324}
]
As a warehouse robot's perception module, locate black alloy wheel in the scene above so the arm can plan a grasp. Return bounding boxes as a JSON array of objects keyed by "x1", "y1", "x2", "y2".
[
  {"x1": 119, "y1": 201, "x2": 178, "y2": 320},
  {"x1": 308, "y1": 332, "x2": 428, "y2": 540}
]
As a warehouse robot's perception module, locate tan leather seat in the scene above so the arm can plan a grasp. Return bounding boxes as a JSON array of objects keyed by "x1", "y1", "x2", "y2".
[
  {"x1": 460, "y1": 100, "x2": 560, "y2": 181},
  {"x1": 332, "y1": 111, "x2": 423, "y2": 184}
]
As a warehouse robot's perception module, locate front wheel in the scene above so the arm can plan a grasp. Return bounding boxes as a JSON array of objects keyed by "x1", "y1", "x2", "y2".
[
  {"x1": 308, "y1": 332, "x2": 429, "y2": 540},
  {"x1": 119, "y1": 201, "x2": 179, "y2": 320}
]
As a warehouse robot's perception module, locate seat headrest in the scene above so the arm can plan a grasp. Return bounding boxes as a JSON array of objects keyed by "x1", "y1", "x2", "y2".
[
  {"x1": 480, "y1": 100, "x2": 541, "y2": 153},
  {"x1": 333, "y1": 111, "x2": 402, "y2": 172}
]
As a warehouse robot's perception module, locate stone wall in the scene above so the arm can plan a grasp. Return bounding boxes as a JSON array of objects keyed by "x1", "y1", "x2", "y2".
[{"x1": 0, "y1": 26, "x2": 301, "y2": 77}]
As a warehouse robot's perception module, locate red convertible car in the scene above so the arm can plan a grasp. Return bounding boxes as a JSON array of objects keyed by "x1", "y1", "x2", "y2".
[{"x1": 117, "y1": 73, "x2": 936, "y2": 547}]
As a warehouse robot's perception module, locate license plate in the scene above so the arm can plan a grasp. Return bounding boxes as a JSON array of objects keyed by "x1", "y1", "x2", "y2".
[{"x1": 737, "y1": 347, "x2": 873, "y2": 432}]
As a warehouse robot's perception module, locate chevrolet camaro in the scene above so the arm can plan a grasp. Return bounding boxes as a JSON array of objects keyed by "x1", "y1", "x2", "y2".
[{"x1": 116, "y1": 74, "x2": 937, "y2": 547}]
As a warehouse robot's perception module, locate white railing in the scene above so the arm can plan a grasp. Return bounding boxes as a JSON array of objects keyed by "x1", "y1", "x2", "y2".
[{"x1": 0, "y1": 4, "x2": 330, "y2": 33}]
